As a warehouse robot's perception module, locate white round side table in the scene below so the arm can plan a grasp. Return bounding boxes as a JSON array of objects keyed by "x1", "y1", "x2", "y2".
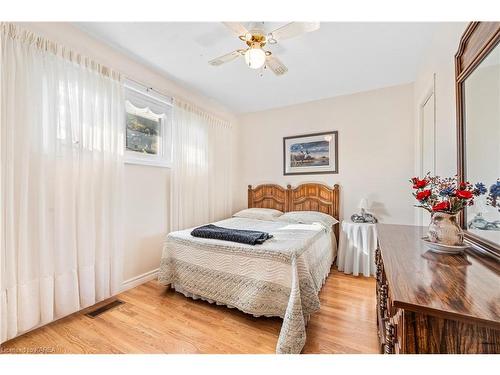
[{"x1": 337, "y1": 220, "x2": 378, "y2": 277}]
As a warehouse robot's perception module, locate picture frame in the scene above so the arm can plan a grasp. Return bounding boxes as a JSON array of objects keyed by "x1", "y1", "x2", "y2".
[{"x1": 283, "y1": 131, "x2": 338, "y2": 175}]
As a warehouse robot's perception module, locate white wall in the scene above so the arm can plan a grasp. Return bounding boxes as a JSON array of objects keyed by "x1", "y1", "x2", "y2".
[
  {"x1": 17, "y1": 22, "x2": 238, "y2": 285},
  {"x1": 414, "y1": 23, "x2": 467, "y2": 177},
  {"x1": 123, "y1": 165, "x2": 169, "y2": 282},
  {"x1": 235, "y1": 83, "x2": 416, "y2": 225}
]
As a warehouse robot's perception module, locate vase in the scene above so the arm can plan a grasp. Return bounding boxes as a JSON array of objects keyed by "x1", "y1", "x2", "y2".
[{"x1": 427, "y1": 212, "x2": 464, "y2": 246}]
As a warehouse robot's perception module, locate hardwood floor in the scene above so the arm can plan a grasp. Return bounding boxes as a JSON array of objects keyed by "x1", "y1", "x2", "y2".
[{"x1": 0, "y1": 268, "x2": 379, "y2": 354}]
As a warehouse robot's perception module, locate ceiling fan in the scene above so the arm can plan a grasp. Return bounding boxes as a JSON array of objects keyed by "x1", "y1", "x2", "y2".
[{"x1": 208, "y1": 22, "x2": 320, "y2": 76}]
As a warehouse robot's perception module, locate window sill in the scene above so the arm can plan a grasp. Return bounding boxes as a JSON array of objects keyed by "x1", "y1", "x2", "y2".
[{"x1": 124, "y1": 157, "x2": 171, "y2": 168}]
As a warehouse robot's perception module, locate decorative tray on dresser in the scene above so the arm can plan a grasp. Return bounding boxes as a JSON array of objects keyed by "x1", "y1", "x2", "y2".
[{"x1": 376, "y1": 224, "x2": 500, "y2": 354}]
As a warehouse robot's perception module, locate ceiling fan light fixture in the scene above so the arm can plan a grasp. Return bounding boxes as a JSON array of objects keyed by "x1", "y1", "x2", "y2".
[
  {"x1": 211, "y1": 22, "x2": 321, "y2": 75},
  {"x1": 244, "y1": 48, "x2": 266, "y2": 69}
]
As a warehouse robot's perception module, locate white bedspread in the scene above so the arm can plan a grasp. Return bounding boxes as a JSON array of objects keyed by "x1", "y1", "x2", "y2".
[{"x1": 158, "y1": 217, "x2": 337, "y2": 354}]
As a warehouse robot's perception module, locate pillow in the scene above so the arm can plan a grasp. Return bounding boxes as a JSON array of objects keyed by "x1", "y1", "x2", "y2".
[
  {"x1": 233, "y1": 208, "x2": 284, "y2": 221},
  {"x1": 277, "y1": 211, "x2": 339, "y2": 228}
]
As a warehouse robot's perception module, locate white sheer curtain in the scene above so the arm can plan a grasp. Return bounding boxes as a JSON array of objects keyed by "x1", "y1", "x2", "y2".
[
  {"x1": 170, "y1": 99, "x2": 232, "y2": 231},
  {"x1": 0, "y1": 23, "x2": 124, "y2": 343}
]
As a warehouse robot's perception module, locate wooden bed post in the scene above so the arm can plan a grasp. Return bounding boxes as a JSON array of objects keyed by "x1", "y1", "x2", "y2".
[
  {"x1": 286, "y1": 184, "x2": 292, "y2": 212},
  {"x1": 333, "y1": 184, "x2": 340, "y2": 241},
  {"x1": 248, "y1": 185, "x2": 253, "y2": 208}
]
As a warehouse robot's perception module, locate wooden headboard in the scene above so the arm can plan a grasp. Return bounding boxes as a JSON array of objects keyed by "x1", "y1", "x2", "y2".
[
  {"x1": 247, "y1": 184, "x2": 287, "y2": 212},
  {"x1": 248, "y1": 183, "x2": 340, "y2": 239}
]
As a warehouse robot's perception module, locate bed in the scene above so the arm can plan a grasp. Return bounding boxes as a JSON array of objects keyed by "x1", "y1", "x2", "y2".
[{"x1": 158, "y1": 183, "x2": 340, "y2": 354}]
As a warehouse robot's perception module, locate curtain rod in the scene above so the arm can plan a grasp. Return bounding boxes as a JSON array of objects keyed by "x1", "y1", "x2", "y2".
[
  {"x1": 2, "y1": 22, "x2": 121, "y2": 81},
  {"x1": 124, "y1": 77, "x2": 173, "y2": 107}
]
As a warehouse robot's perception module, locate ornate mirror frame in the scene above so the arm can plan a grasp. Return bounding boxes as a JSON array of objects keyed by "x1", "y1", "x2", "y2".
[{"x1": 455, "y1": 22, "x2": 500, "y2": 259}]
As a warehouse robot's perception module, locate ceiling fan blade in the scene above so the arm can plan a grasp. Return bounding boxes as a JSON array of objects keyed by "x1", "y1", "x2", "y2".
[
  {"x1": 268, "y1": 22, "x2": 320, "y2": 41},
  {"x1": 266, "y1": 55, "x2": 288, "y2": 76},
  {"x1": 222, "y1": 22, "x2": 249, "y2": 37},
  {"x1": 208, "y1": 50, "x2": 242, "y2": 66}
]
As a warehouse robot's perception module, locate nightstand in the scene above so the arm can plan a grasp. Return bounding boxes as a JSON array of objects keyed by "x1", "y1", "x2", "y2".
[{"x1": 337, "y1": 220, "x2": 377, "y2": 277}]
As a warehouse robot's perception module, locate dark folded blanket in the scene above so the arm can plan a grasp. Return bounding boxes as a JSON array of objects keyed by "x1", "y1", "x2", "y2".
[{"x1": 191, "y1": 224, "x2": 273, "y2": 245}]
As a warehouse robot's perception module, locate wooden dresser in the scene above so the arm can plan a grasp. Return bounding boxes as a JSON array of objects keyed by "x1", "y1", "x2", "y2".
[{"x1": 376, "y1": 224, "x2": 500, "y2": 354}]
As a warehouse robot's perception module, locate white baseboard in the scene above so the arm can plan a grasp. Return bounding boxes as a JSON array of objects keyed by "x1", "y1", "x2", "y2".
[{"x1": 121, "y1": 268, "x2": 159, "y2": 292}]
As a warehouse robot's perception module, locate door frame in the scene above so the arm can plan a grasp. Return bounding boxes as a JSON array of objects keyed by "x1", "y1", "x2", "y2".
[
  {"x1": 418, "y1": 74, "x2": 436, "y2": 176},
  {"x1": 415, "y1": 74, "x2": 436, "y2": 226}
]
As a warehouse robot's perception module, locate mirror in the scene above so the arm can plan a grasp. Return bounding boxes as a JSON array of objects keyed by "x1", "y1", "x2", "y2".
[
  {"x1": 456, "y1": 22, "x2": 500, "y2": 259},
  {"x1": 463, "y1": 43, "x2": 500, "y2": 247}
]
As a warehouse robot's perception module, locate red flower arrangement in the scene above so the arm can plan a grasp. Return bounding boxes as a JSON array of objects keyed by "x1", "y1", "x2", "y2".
[
  {"x1": 413, "y1": 178, "x2": 428, "y2": 189},
  {"x1": 416, "y1": 190, "x2": 431, "y2": 200},
  {"x1": 410, "y1": 174, "x2": 485, "y2": 214},
  {"x1": 431, "y1": 201, "x2": 450, "y2": 212}
]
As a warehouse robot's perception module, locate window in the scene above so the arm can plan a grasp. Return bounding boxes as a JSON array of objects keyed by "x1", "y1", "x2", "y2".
[{"x1": 124, "y1": 80, "x2": 172, "y2": 167}]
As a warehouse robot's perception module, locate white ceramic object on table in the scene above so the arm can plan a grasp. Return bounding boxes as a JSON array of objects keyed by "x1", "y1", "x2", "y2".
[{"x1": 421, "y1": 237, "x2": 469, "y2": 255}]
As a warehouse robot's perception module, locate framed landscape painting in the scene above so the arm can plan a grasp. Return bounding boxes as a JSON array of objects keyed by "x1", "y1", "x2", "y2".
[{"x1": 283, "y1": 131, "x2": 338, "y2": 175}]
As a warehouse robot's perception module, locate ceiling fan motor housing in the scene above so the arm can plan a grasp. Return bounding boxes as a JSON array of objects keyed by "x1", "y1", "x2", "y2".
[{"x1": 240, "y1": 32, "x2": 267, "y2": 48}]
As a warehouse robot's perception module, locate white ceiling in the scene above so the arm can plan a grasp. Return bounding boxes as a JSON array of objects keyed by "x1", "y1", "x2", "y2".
[{"x1": 77, "y1": 22, "x2": 438, "y2": 113}]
